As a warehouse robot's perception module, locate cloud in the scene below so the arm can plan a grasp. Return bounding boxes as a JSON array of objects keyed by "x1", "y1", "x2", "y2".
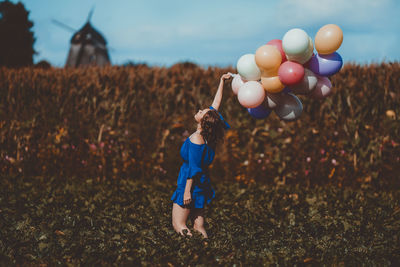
[{"x1": 274, "y1": 0, "x2": 393, "y2": 29}]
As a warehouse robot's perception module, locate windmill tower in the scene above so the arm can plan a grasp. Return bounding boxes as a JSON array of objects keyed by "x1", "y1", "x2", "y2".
[{"x1": 55, "y1": 9, "x2": 111, "y2": 67}]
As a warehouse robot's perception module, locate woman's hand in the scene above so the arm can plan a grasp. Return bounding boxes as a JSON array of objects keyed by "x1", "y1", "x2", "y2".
[
  {"x1": 183, "y1": 191, "x2": 192, "y2": 206},
  {"x1": 220, "y1": 73, "x2": 232, "y2": 81}
]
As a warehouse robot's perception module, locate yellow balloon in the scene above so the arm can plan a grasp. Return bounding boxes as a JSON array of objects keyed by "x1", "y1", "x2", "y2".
[
  {"x1": 255, "y1": 45, "x2": 282, "y2": 71},
  {"x1": 315, "y1": 24, "x2": 343, "y2": 55},
  {"x1": 261, "y1": 75, "x2": 285, "y2": 93}
]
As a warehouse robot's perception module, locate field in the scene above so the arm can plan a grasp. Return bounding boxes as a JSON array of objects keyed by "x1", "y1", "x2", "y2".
[
  {"x1": 0, "y1": 63, "x2": 399, "y2": 265},
  {"x1": 1, "y1": 176, "x2": 399, "y2": 265}
]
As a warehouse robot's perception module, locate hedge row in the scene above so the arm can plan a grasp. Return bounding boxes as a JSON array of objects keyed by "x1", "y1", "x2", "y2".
[{"x1": 0, "y1": 62, "x2": 399, "y2": 187}]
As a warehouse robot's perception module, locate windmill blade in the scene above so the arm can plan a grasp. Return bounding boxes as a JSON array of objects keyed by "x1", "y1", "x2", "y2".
[
  {"x1": 52, "y1": 19, "x2": 76, "y2": 33},
  {"x1": 87, "y1": 6, "x2": 95, "y2": 22}
]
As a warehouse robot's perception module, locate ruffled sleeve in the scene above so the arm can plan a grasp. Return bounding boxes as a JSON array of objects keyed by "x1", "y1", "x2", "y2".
[{"x1": 187, "y1": 143, "x2": 204, "y2": 180}]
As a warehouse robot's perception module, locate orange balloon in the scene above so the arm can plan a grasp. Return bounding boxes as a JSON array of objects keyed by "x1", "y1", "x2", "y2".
[
  {"x1": 260, "y1": 68, "x2": 278, "y2": 77},
  {"x1": 255, "y1": 45, "x2": 282, "y2": 71},
  {"x1": 315, "y1": 24, "x2": 343, "y2": 55},
  {"x1": 261, "y1": 75, "x2": 285, "y2": 93}
]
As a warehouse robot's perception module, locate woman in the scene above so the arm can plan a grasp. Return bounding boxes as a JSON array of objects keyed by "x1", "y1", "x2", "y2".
[{"x1": 171, "y1": 73, "x2": 232, "y2": 238}]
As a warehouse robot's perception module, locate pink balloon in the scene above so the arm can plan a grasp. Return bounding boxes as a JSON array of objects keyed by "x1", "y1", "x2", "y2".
[
  {"x1": 278, "y1": 61, "x2": 305, "y2": 85},
  {"x1": 267, "y1": 39, "x2": 287, "y2": 63},
  {"x1": 238, "y1": 81, "x2": 265, "y2": 108},
  {"x1": 309, "y1": 76, "x2": 332, "y2": 99},
  {"x1": 231, "y1": 74, "x2": 246, "y2": 95}
]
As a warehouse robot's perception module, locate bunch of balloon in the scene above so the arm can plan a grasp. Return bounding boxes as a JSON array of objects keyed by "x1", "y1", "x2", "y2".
[{"x1": 232, "y1": 24, "x2": 343, "y2": 121}]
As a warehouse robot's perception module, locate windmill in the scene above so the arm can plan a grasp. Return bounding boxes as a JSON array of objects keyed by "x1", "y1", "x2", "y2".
[{"x1": 53, "y1": 8, "x2": 111, "y2": 67}]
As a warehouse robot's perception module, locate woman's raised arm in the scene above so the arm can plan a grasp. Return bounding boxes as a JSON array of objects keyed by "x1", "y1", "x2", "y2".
[{"x1": 211, "y1": 73, "x2": 232, "y2": 110}]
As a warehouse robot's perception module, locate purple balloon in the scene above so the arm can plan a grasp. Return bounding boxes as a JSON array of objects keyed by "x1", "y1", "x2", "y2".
[
  {"x1": 274, "y1": 93, "x2": 303, "y2": 121},
  {"x1": 307, "y1": 52, "x2": 343, "y2": 76},
  {"x1": 247, "y1": 103, "x2": 272, "y2": 119},
  {"x1": 309, "y1": 76, "x2": 333, "y2": 99},
  {"x1": 265, "y1": 91, "x2": 286, "y2": 109},
  {"x1": 264, "y1": 88, "x2": 292, "y2": 109}
]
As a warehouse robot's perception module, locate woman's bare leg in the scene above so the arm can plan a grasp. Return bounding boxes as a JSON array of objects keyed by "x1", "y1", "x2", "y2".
[
  {"x1": 172, "y1": 203, "x2": 192, "y2": 236},
  {"x1": 191, "y1": 208, "x2": 208, "y2": 238}
]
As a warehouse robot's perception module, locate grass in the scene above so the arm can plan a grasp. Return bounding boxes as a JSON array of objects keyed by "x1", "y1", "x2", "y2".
[{"x1": 1, "y1": 175, "x2": 399, "y2": 266}]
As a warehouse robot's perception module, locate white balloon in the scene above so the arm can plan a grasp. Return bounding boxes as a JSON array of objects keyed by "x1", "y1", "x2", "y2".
[
  {"x1": 236, "y1": 54, "x2": 261, "y2": 81},
  {"x1": 237, "y1": 81, "x2": 265, "y2": 108},
  {"x1": 286, "y1": 37, "x2": 314, "y2": 64},
  {"x1": 282, "y1": 28, "x2": 310, "y2": 57},
  {"x1": 231, "y1": 74, "x2": 246, "y2": 95}
]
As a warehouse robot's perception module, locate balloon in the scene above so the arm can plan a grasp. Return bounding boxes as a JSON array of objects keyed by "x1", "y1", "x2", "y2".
[
  {"x1": 237, "y1": 81, "x2": 265, "y2": 108},
  {"x1": 261, "y1": 75, "x2": 285, "y2": 93},
  {"x1": 309, "y1": 76, "x2": 332, "y2": 99},
  {"x1": 286, "y1": 37, "x2": 314, "y2": 64},
  {"x1": 288, "y1": 68, "x2": 318, "y2": 95},
  {"x1": 237, "y1": 54, "x2": 261, "y2": 81},
  {"x1": 274, "y1": 93, "x2": 303, "y2": 121},
  {"x1": 231, "y1": 74, "x2": 246, "y2": 95},
  {"x1": 266, "y1": 39, "x2": 287, "y2": 63},
  {"x1": 247, "y1": 103, "x2": 272, "y2": 119},
  {"x1": 255, "y1": 45, "x2": 282, "y2": 71},
  {"x1": 307, "y1": 52, "x2": 343, "y2": 76},
  {"x1": 265, "y1": 91, "x2": 287, "y2": 109},
  {"x1": 315, "y1": 24, "x2": 343, "y2": 55},
  {"x1": 278, "y1": 61, "x2": 305, "y2": 85},
  {"x1": 282, "y1": 28, "x2": 309, "y2": 57}
]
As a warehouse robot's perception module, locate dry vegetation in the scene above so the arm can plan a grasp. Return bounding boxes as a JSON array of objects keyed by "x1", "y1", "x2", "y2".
[
  {"x1": 0, "y1": 63, "x2": 399, "y2": 265},
  {"x1": 1, "y1": 62, "x2": 399, "y2": 187}
]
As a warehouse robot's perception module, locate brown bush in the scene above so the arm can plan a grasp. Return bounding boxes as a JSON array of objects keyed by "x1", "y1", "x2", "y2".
[{"x1": 0, "y1": 63, "x2": 399, "y2": 188}]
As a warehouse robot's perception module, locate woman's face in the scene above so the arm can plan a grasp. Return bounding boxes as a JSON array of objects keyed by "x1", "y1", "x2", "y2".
[{"x1": 194, "y1": 108, "x2": 210, "y2": 123}]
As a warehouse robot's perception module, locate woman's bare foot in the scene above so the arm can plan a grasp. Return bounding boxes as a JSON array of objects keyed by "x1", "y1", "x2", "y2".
[
  {"x1": 179, "y1": 228, "x2": 192, "y2": 236},
  {"x1": 193, "y1": 226, "x2": 208, "y2": 238}
]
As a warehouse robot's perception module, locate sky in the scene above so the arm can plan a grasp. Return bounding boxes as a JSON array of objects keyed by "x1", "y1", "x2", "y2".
[{"x1": 12, "y1": 0, "x2": 400, "y2": 67}]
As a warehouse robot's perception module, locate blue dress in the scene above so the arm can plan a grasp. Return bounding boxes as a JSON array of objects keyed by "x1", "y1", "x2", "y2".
[{"x1": 171, "y1": 136, "x2": 216, "y2": 208}]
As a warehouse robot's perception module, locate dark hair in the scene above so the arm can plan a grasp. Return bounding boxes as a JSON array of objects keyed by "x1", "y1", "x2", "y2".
[{"x1": 200, "y1": 109, "x2": 225, "y2": 150}]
